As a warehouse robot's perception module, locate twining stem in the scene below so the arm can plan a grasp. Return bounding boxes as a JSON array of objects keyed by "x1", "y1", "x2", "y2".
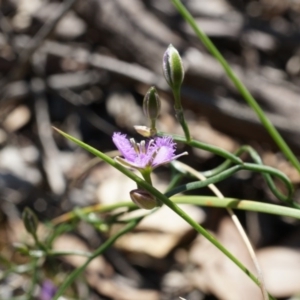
[
  {"x1": 166, "y1": 159, "x2": 294, "y2": 206},
  {"x1": 158, "y1": 132, "x2": 243, "y2": 165},
  {"x1": 160, "y1": 132, "x2": 294, "y2": 205},
  {"x1": 171, "y1": 0, "x2": 300, "y2": 174},
  {"x1": 202, "y1": 145, "x2": 255, "y2": 177},
  {"x1": 202, "y1": 145, "x2": 293, "y2": 205}
]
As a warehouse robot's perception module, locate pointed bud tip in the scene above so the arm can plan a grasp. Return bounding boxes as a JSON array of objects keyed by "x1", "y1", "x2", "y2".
[
  {"x1": 22, "y1": 207, "x2": 38, "y2": 236},
  {"x1": 162, "y1": 45, "x2": 184, "y2": 90},
  {"x1": 143, "y1": 86, "x2": 161, "y2": 121}
]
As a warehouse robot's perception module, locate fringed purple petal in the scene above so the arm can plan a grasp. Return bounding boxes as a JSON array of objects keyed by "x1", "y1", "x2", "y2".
[
  {"x1": 134, "y1": 153, "x2": 152, "y2": 169},
  {"x1": 112, "y1": 132, "x2": 136, "y2": 162},
  {"x1": 152, "y1": 146, "x2": 175, "y2": 167},
  {"x1": 112, "y1": 132, "x2": 187, "y2": 171},
  {"x1": 39, "y1": 280, "x2": 57, "y2": 300},
  {"x1": 150, "y1": 136, "x2": 175, "y2": 167},
  {"x1": 154, "y1": 136, "x2": 176, "y2": 150}
]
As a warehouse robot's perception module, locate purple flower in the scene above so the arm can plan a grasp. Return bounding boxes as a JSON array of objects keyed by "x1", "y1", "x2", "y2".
[
  {"x1": 39, "y1": 280, "x2": 57, "y2": 300},
  {"x1": 112, "y1": 132, "x2": 187, "y2": 171}
]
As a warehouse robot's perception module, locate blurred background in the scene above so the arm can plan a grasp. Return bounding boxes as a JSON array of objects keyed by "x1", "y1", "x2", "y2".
[{"x1": 0, "y1": 0, "x2": 300, "y2": 299}]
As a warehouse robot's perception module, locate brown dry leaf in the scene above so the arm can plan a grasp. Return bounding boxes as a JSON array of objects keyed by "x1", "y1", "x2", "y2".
[
  {"x1": 189, "y1": 217, "x2": 262, "y2": 300},
  {"x1": 96, "y1": 164, "x2": 169, "y2": 205},
  {"x1": 7, "y1": 219, "x2": 49, "y2": 246},
  {"x1": 137, "y1": 204, "x2": 205, "y2": 234},
  {"x1": 263, "y1": 151, "x2": 300, "y2": 183},
  {"x1": 115, "y1": 231, "x2": 179, "y2": 259},
  {"x1": 186, "y1": 0, "x2": 233, "y2": 17},
  {"x1": 53, "y1": 234, "x2": 112, "y2": 276},
  {"x1": 257, "y1": 246, "x2": 300, "y2": 297},
  {"x1": 87, "y1": 272, "x2": 159, "y2": 300},
  {"x1": 190, "y1": 120, "x2": 238, "y2": 158},
  {"x1": 7, "y1": 219, "x2": 112, "y2": 276},
  {"x1": 0, "y1": 146, "x2": 42, "y2": 185},
  {"x1": 96, "y1": 163, "x2": 205, "y2": 258},
  {"x1": 96, "y1": 164, "x2": 138, "y2": 205},
  {"x1": 3, "y1": 105, "x2": 31, "y2": 132},
  {"x1": 0, "y1": 129, "x2": 7, "y2": 145},
  {"x1": 106, "y1": 91, "x2": 145, "y2": 130},
  {"x1": 116, "y1": 205, "x2": 205, "y2": 258},
  {"x1": 56, "y1": 11, "x2": 87, "y2": 39}
]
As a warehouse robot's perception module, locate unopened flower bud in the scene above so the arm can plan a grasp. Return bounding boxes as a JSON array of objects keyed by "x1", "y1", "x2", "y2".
[
  {"x1": 143, "y1": 87, "x2": 161, "y2": 121},
  {"x1": 130, "y1": 189, "x2": 157, "y2": 210},
  {"x1": 163, "y1": 44, "x2": 184, "y2": 90},
  {"x1": 22, "y1": 207, "x2": 38, "y2": 237}
]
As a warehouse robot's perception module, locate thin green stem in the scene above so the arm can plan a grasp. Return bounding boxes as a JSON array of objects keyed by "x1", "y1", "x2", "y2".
[
  {"x1": 173, "y1": 88, "x2": 191, "y2": 141},
  {"x1": 200, "y1": 145, "x2": 295, "y2": 206},
  {"x1": 171, "y1": 0, "x2": 300, "y2": 174},
  {"x1": 158, "y1": 132, "x2": 243, "y2": 165},
  {"x1": 173, "y1": 196, "x2": 300, "y2": 219},
  {"x1": 168, "y1": 163, "x2": 295, "y2": 206},
  {"x1": 52, "y1": 217, "x2": 142, "y2": 300},
  {"x1": 170, "y1": 160, "x2": 269, "y2": 300},
  {"x1": 52, "y1": 201, "x2": 136, "y2": 225},
  {"x1": 141, "y1": 171, "x2": 153, "y2": 185},
  {"x1": 25, "y1": 258, "x2": 39, "y2": 300},
  {"x1": 150, "y1": 193, "x2": 275, "y2": 300},
  {"x1": 47, "y1": 250, "x2": 92, "y2": 257},
  {"x1": 202, "y1": 145, "x2": 252, "y2": 177},
  {"x1": 162, "y1": 133, "x2": 294, "y2": 204},
  {"x1": 53, "y1": 128, "x2": 275, "y2": 298},
  {"x1": 1, "y1": 263, "x2": 34, "y2": 281},
  {"x1": 165, "y1": 172, "x2": 184, "y2": 193},
  {"x1": 53, "y1": 196, "x2": 300, "y2": 226}
]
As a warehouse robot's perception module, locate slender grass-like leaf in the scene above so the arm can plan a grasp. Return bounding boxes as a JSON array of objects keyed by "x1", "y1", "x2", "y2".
[
  {"x1": 53, "y1": 127, "x2": 275, "y2": 299},
  {"x1": 171, "y1": 0, "x2": 300, "y2": 174}
]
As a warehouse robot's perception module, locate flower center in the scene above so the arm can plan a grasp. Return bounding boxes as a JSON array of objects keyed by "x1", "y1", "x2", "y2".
[{"x1": 130, "y1": 138, "x2": 155, "y2": 155}]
